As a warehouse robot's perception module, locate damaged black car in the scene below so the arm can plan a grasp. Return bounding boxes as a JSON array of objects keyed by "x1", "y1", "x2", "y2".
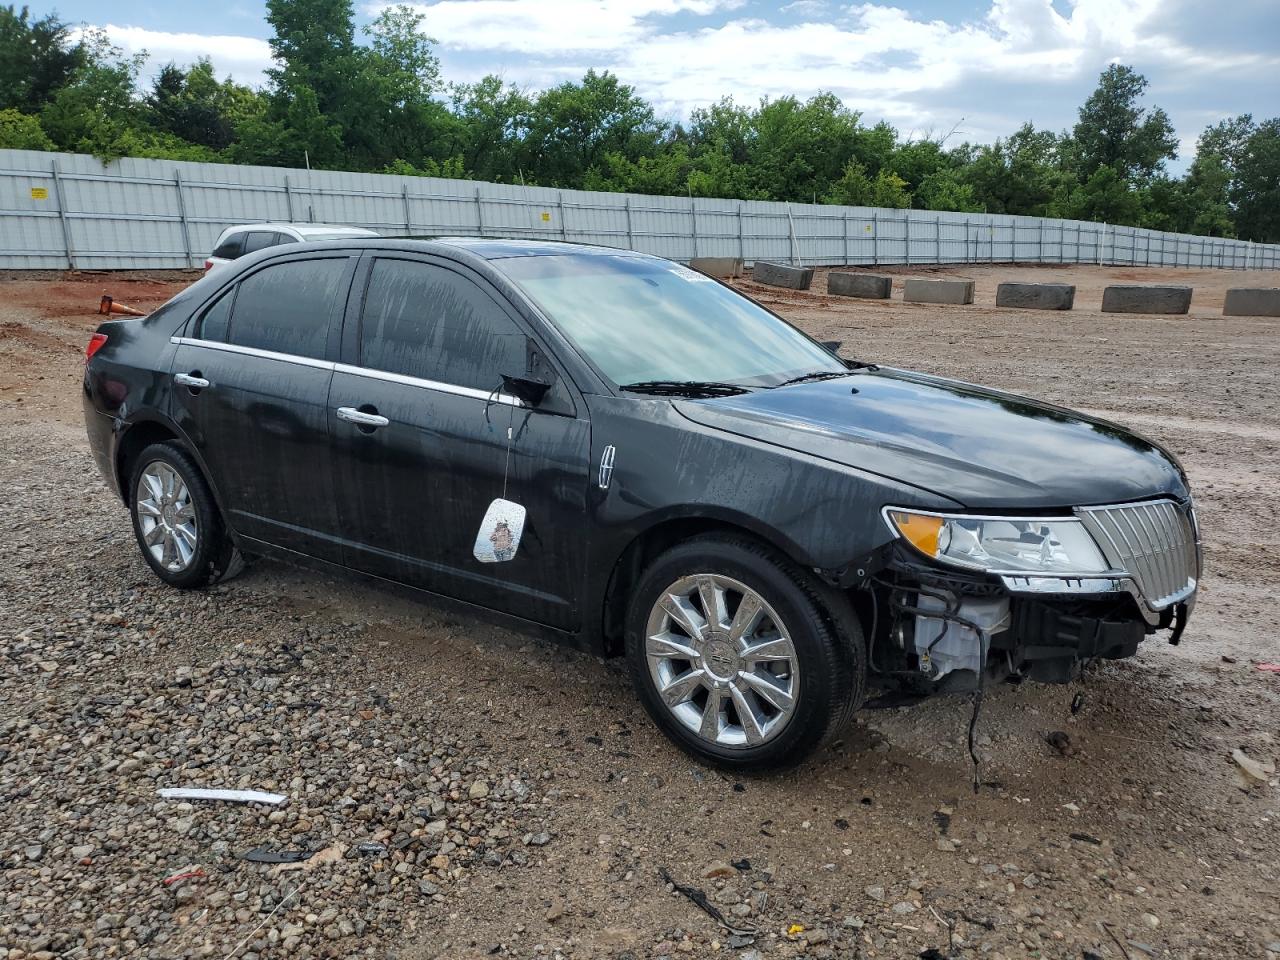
[{"x1": 82, "y1": 239, "x2": 1201, "y2": 770}]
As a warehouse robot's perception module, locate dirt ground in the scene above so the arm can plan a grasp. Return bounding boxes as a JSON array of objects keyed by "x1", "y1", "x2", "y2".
[{"x1": 1, "y1": 263, "x2": 1278, "y2": 960}]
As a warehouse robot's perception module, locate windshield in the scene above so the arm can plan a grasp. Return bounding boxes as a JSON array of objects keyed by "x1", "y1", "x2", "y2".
[{"x1": 495, "y1": 254, "x2": 843, "y2": 388}]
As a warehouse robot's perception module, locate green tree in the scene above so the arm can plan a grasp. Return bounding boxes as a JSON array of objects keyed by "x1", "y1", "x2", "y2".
[
  {"x1": 0, "y1": 106, "x2": 53, "y2": 149},
  {"x1": 886, "y1": 138, "x2": 949, "y2": 197},
  {"x1": 147, "y1": 59, "x2": 261, "y2": 151},
  {"x1": 685, "y1": 145, "x2": 768, "y2": 200},
  {"x1": 39, "y1": 28, "x2": 149, "y2": 158},
  {"x1": 345, "y1": 5, "x2": 456, "y2": 170},
  {"x1": 265, "y1": 0, "x2": 355, "y2": 114},
  {"x1": 1233, "y1": 119, "x2": 1280, "y2": 242},
  {"x1": 584, "y1": 145, "x2": 692, "y2": 196},
  {"x1": 1068, "y1": 64, "x2": 1177, "y2": 184},
  {"x1": 749, "y1": 93, "x2": 862, "y2": 201},
  {"x1": 384, "y1": 155, "x2": 467, "y2": 179},
  {"x1": 521, "y1": 70, "x2": 665, "y2": 188},
  {"x1": 687, "y1": 98, "x2": 755, "y2": 167},
  {"x1": 825, "y1": 159, "x2": 910, "y2": 208},
  {"x1": 232, "y1": 84, "x2": 343, "y2": 167},
  {"x1": 0, "y1": 5, "x2": 84, "y2": 112},
  {"x1": 1062, "y1": 164, "x2": 1143, "y2": 224},
  {"x1": 1198, "y1": 114, "x2": 1255, "y2": 173},
  {"x1": 914, "y1": 167, "x2": 980, "y2": 212},
  {"x1": 961, "y1": 123, "x2": 1068, "y2": 215},
  {"x1": 449, "y1": 76, "x2": 532, "y2": 183}
]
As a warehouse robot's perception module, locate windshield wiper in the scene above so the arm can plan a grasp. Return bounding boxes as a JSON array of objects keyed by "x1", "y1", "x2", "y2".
[
  {"x1": 775, "y1": 370, "x2": 850, "y2": 387},
  {"x1": 619, "y1": 380, "x2": 750, "y2": 398}
]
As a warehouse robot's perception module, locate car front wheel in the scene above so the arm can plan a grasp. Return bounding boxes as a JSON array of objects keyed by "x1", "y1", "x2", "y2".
[{"x1": 625, "y1": 534, "x2": 865, "y2": 770}]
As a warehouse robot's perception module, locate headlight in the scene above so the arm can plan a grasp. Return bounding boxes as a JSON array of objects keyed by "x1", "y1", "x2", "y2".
[{"x1": 885, "y1": 509, "x2": 1111, "y2": 575}]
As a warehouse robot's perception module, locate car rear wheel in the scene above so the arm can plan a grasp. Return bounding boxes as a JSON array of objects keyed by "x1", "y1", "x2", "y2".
[
  {"x1": 129, "y1": 442, "x2": 242, "y2": 588},
  {"x1": 625, "y1": 534, "x2": 865, "y2": 770}
]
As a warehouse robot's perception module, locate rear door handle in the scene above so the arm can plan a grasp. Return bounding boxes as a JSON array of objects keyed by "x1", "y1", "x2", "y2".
[
  {"x1": 174, "y1": 373, "x2": 210, "y2": 389},
  {"x1": 336, "y1": 406, "x2": 390, "y2": 429}
]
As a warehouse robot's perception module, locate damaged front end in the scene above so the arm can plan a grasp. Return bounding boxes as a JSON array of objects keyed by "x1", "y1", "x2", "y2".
[{"x1": 853, "y1": 500, "x2": 1201, "y2": 691}]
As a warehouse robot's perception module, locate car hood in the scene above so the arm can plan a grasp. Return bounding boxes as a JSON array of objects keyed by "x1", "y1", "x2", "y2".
[{"x1": 672, "y1": 369, "x2": 1188, "y2": 509}]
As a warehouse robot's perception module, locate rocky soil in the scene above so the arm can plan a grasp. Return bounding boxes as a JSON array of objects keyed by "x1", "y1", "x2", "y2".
[{"x1": 0, "y1": 265, "x2": 1278, "y2": 960}]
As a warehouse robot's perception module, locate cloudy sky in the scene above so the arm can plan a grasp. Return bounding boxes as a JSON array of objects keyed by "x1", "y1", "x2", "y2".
[{"x1": 59, "y1": 0, "x2": 1280, "y2": 165}]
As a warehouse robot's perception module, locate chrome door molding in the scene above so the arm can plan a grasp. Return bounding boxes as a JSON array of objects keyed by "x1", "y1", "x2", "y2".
[
  {"x1": 332, "y1": 363, "x2": 525, "y2": 408},
  {"x1": 171, "y1": 335, "x2": 526, "y2": 407},
  {"x1": 170, "y1": 336, "x2": 333, "y2": 371}
]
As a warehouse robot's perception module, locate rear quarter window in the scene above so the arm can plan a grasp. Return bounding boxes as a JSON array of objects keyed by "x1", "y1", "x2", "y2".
[
  {"x1": 196, "y1": 288, "x2": 235, "y2": 342},
  {"x1": 211, "y1": 232, "x2": 246, "y2": 260},
  {"x1": 227, "y1": 257, "x2": 350, "y2": 360}
]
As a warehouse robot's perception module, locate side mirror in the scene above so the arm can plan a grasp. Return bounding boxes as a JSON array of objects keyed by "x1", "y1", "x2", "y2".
[
  {"x1": 820, "y1": 339, "x2": 843, "y2": 353},
  {"x1": 501, "y1": 373, "x2": 552, "y2": 406}
]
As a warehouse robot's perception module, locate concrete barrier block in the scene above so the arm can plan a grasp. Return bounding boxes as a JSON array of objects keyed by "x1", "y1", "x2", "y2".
[
  {"x1": 903, "y1": 277, "x2": 975, "y2": 305},
  {"x1": 1223, "y1": 288, "x2": 1280, "y2": 317},
  {"x1": 1101, "y1": 285, "x2": 1192, "y2": 314},
  {"x1": 995, "y1": 282, "x2": 1076, "y2": 310},
  {"x1": 688, "y1": 256, "x2": 743, "y2": 279},
  {"x1": 752, "y1": 261, "x2": 814, "y2": 290},
  {"x1": 828, "y1": 272, "x2": 892, "y2": 299}
]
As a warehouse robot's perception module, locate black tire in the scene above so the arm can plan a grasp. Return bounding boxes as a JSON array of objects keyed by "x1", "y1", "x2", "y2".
[
  {"x1": 127, "y1": 441, "x2": 242, "y2": 589},
  {"x1": 624, "y1": 533, "x2": 866, "y2": 771}
]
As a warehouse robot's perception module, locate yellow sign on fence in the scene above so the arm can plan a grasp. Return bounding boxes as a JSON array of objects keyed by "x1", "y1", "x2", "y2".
[
  {"x1": 30, "y1": 186, "x2": 49, "y2": 200},
  {"x1": 540, "y1": 211, "x2": 551, "y2": 222}
]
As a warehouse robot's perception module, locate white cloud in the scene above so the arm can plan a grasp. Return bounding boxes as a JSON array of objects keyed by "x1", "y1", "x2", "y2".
[
  {"x1": 376, "y1": 0, "x2": 746, "y2": 54},
  {"x1": 779, "y1": 0, "x2": 831, "y2": 15},
  {"x1": 421, "y1": 0, "x2": 1277, "y2": 147},
  {"x1": 86, "y1": 0, "x2": 1280, "y2": 155},
  {"x1": 97, "y1": 24, "x2": 273, "y2": 87}
]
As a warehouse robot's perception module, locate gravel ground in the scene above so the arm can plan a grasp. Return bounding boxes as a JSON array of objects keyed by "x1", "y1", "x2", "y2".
[{"x1": 1, "y1": 265, "x2": 1278, "y2": 960}]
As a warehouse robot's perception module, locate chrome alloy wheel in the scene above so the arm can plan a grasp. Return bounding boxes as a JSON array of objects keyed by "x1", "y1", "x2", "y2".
[
  {"x1": 135, "y1": 461, "x2": 198, "y2": 573},
  {"x1": 644, "y1": 574, "x2": 800, "y2": 747}
]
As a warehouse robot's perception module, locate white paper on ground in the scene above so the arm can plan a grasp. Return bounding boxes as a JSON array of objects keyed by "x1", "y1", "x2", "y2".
[
  {"x1": 157, "y1": 787, "x2": 287, "y2": 805},
  {"x1": 473, "y1": 498, "x2": 526, "y2": 563}
]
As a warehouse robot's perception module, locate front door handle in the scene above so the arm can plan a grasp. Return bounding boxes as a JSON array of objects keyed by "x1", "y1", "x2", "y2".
[
  {"x1": 336, "y1": 406, "x2": 390, "y2": 429},
  {"x1": 174, "y1": 372, "x2": 210, "y2": 390}
]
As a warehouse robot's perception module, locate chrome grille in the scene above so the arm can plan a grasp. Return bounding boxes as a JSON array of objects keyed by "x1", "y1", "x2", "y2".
[{"x1": 1076, "y1": 500, "x2": 1198, "y2": 609}]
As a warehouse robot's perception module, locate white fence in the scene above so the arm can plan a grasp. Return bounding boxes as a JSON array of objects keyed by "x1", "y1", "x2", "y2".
[{"x1": 1, "y1": 149, "x2": 1276, "y2": 272}]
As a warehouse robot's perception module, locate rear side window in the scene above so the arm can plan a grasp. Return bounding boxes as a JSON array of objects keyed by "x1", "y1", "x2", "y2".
[
  {"x1": 228, "y1": 258, "x2": 349, "y2": 360},
  {"x1": 243, "y1": 231, "x2": 279, "y2": 254},
  {"x1": 211, "y1": 232, "x2": 245, "y2": 260},
  {"x1": 197, "y1": 288, "x2": 235, "y2": 342},
  {"x1": 359, "y1": 258, "x2": 526, "y2": 391}
]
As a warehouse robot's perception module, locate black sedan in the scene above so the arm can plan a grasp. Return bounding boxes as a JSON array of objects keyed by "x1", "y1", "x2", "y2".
[{"x1": 82, "y1": 239, "x2": 1200, "y2": 769}]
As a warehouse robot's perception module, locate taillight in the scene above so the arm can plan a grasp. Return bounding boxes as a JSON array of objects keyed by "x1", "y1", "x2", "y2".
[
  {"x1": 85, "y1": 333, "x2": 108, "y2": 362},
  {"x1": 204, "y1": 260, "x2": 214, "y2": 272}
]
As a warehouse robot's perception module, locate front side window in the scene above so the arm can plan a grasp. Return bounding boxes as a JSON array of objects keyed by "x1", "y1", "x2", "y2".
[
  {"x1": 359, "y1": 258, "x2": 526, "y2": 391},
  {"x1": 227, "y1": 258, "x2": 348, "y2": 359},
  {"x1": 495, "y1": 254, "x2": 842, "y2": 388}
]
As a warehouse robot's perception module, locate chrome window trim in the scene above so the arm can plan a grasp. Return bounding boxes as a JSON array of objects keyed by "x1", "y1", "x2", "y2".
[
  {"x1": 332, "y1": 363, "x2": 525, "y2": 407},
  {"x1": 170, "y1": 336, "x2": 333, "y2": 370},
  {"x1": 170, "y1": 335, "x2": 527, "y2": 407}
]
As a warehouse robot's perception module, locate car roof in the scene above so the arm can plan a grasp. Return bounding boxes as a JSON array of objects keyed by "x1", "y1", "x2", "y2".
[
  {"x1": 397, "y1": 237, "x2": 660, "y2": 261},
  {"x1": 224, "y1": 223, "x2": 379, "y2": 236}
]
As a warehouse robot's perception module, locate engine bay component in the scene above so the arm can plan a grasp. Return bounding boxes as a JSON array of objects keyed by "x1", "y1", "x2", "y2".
[{"x1": 914, "y1": 591, "x2": 1011, "y2": 680}]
